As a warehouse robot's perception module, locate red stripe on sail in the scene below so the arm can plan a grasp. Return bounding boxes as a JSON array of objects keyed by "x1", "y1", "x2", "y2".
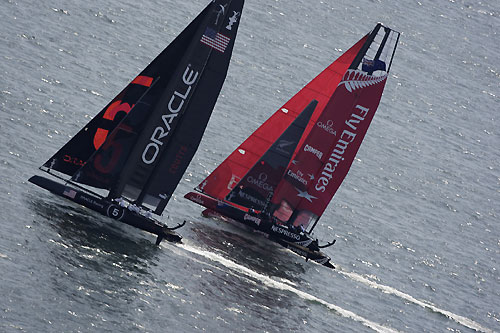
[
  {"x1": 131, "y1": 75, "x2": 153, "y2": 87},
  {"x1": 197, "y1": 35, "x2": 368, "y2": 201}
]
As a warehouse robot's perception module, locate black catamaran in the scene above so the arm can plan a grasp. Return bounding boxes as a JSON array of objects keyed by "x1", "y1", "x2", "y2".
[
  {"x1": 29, "y1": 0, "x2": 245, "y2": 244},
  {"x1": 185, "y1": 23, "x2": 400, "y2": 268}
]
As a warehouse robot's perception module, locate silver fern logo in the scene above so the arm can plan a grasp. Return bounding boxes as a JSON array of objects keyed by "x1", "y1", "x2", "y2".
[{"x1": 339, "y1": 69, "x2": 387, "y2": 92}]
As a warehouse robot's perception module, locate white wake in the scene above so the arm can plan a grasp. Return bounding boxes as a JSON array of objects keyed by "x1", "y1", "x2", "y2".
[
  {"x1": 170, "y1": 242, "x2": 401, "y2": 333},
  {"x1": 338, "y1": 270, "x2": 493, "y2": 333}
]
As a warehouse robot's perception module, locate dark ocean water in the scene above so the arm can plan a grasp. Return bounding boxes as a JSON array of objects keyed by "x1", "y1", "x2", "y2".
[{"x1": 1, "y1": 0, "x2": 499, "y2": 332}]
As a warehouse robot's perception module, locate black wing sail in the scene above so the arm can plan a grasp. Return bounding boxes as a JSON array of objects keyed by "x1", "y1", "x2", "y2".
[
  {"x1": 225, "y1": 100, "x2": 318, "y2": 211},
  {"x1": 73, "y1": 0, "x2": 245, "y2": 215},
  {"x1": 42, "y1": 1, "x2": 214, "y2": 177}
]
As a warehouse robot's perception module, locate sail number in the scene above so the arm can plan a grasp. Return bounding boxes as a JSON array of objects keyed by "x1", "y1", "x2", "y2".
[{"x1": 92, "y1": 75, "x2": 153, "y2": 173}]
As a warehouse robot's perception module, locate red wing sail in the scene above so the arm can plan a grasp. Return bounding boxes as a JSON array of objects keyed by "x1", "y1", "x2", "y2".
[
  {"x1": 225, "y1": 100, "x2": 317, "y2": 211},
  {"x1": 269, "y1": 24, "x2": 401, "y2": 231},
  {"x1": 197, "y1": 35, "x2": 368, "y2": 200},
  {"x1": 270, "y1": 70, "x2": 388, "y2": 229}
]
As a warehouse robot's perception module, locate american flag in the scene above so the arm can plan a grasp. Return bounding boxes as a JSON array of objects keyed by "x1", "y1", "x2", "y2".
[
  {"x1": 63, "y1": 188, "x2": 77, "y2": 199},
  {"x1": 200, "y1": 27, "x2": 230, "y2": 53}
]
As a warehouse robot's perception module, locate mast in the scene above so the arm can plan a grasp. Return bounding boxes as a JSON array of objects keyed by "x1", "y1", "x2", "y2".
[
  {"x1": 114, "y1": 0, "x2": 244, "y2": 215},
  {"x1": 349, "y1": 23, "x2": 382, "y2": 70}
]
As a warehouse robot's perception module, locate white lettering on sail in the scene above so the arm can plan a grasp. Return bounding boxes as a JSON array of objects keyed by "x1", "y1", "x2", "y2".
[
  {"x1": 287, "y1": 169, "x2": 308, "y2": 186},
  {"x1": 246, "y1": 173, "x2": 273, "y2": 192},
  {"x1": 304, "y1": 144, "x2": 323, "y2": 160},
  {"x1": 142, "y1": 65, "x2": 199, "y2": 165},
  {"x1": 316, "y1": 119, "x2": 337, "y2": 136},
  {"x1": 314, "y1": 105, "x2": 368, "y2": 192}
]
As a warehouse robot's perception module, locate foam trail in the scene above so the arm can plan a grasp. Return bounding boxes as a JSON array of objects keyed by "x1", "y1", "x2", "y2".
[
  {"x1": 175, "y1": 243, "x2": 400, "y2": 333},
  {"x1": 339, "y1": 271, "x2": 493, "y2": 333}
]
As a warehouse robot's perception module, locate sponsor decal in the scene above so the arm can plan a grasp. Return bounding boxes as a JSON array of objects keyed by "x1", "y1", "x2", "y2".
[
  {"x1": 226, "y1": 11, "x2": 240, "y2": 30},
  {"x1": 316, "y1": 119, "x2": 337, "y2": 136},
  {"x1": 237, "y1": 191, "x2": 266, "y2": 208},
  {"x1": 276, "y1": 140, "x2": 294, "y2": 155},
  {"x1": 243, "y1": 213, "x2": 261, "y2": 226},
  {"x1": 107, "y1": 204, "x2": 125, "y2": 220},
  {"x1": 304, "y1": 144, "x2": 323, "y2": 160},
  {"x1": 246, "y1": 172, "x2": 273, "y2": 192},
  {"x1": 228, "y1": 174, "x2": 241, "y2": 190},
  {"x1": 214, "y1": 4, "x2": 227, "y2": 24},
  {"x1": 79, "y1": 195, "x2": 105, "y2": 209},
  {"x1": 271, "y1": 224, "x2": 301, "y2": 240},
  {"x1": 200, "y1": 27, "x2": 230, "y2": 53},
  {"x1": 63, "y1": 188, "x2": 77, "y2": 199},
  {"x1": 339, "y1": 69, "x2": 387, "y2": 93},
  {"x1": 190, "y1": 194, "x2": 205, "y2": 205},
  {"x1": 142, "y1": 65, "x2": 199, "y2": 165},
  {"x1": 295, "y1": 188, "x2": 317, "y2": 202},
  {"x1": 168, "y1": 145, "x2": 188, "y2": 174},
  {"x1": 286, "y1": 169, "x2": 308, "y2": 186},
  {"x1": 315, "y1": 104, "x2": 369, "y2": 193},
  {"x1": 63, "y1": 155, "x2": 85, "y2": 167}
]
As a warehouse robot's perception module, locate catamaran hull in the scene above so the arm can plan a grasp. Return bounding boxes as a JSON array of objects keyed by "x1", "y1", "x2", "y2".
[
  {"x1": 29, "y1": 175, "x2": 182, "y2": 244},
  {"x1": 185, "y1": 192, "x2": 334, "y2": 269}
]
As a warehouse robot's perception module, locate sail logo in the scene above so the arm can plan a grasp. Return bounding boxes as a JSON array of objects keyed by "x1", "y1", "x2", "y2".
[
  {"x1": 314, "y1": 105, "x2": 369, "y2": 193},
  {"x1": 226, "y1": 11, "x2": 240, "y2": 30},
  {"x1": 304, "y1": 144, "x2": 323, "y2": 160},
  {"x1": 296, "y1": 188, "x2": 317, "y2": 202},
  {"x1": 316, "y1": 119, "x2": 337, "y2": 136},
  {"x1": 142, "y1": 65, "x2": 199, "y2": 165},
  {"x1": 214, "y1": 4, "x2": 227, "y2": 24},
  {"x1": 228, "y1": 174, "x2": 241, "y2": 190},
  {"x1": 286, "y1": 169, "x2": 308, "y2": 186},
  {"x1": 276, "y1": 140, "x2": 294, "y2": 155},
  {"x1": 247, "y1": 173, "x2": 273, "y2": 192},
  {"x1": 339, "y1": 69, "x2": 387, "y2": 93},
  {"x1": 168, "y1": 145, "x2": 188, "y2": 174}
]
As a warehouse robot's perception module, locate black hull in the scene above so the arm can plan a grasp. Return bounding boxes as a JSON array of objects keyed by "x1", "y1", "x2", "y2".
[
  {"x1": 185, "y1": 192, "x2": 334, "y2": 269},
  {"x1": 29, "y1": 175, "x2": 182, "y2": 244}
]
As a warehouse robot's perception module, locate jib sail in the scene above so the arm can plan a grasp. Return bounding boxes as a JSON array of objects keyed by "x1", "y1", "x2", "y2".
[{"x1": 225, "y1": 100, "x2": 317, "y2": 211}]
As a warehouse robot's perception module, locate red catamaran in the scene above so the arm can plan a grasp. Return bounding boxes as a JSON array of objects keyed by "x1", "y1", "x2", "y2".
[{"x1": 185, "y1": 23, "x2": 400, "y2": 268}]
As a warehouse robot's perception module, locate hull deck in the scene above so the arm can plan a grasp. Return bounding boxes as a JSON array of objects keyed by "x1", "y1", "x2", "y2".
[
  {"x1": 29, "y1": 175, "x2": 182, "y2": 244},
  {"x1": 185, "y1": 191, "x2": 334, "y2": 269}
]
